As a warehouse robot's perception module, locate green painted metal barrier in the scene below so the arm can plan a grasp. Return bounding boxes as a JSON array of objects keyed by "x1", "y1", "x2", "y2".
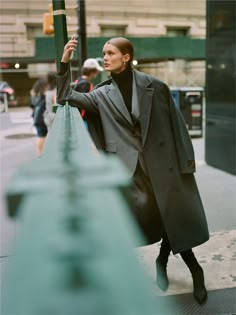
[
  {"x1": 3, "y1": 104, "x2": 169, "y2": 314},
  {"x1": 34, "y1": 36, "x2": 205, "y2": 62}
]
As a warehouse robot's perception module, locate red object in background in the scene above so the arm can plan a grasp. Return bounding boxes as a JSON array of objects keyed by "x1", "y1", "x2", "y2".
[
  {"x1": 191, "y1": 110, "x2": 201, "y2": 117},
  {"x1": 0, "y1": 63, "x2": 9, "y2": 69}
]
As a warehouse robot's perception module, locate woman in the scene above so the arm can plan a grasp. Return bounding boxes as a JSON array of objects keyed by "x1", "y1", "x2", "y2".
[
  {"x1": 30, "y1": 77, "x2": 48, "y2": 156},
  {"x1": 43, "y1": 72, "x2": 57, "y2": 130},
  {"x1": 57, "y1": 37, "x2": 209, "y2": 304}
]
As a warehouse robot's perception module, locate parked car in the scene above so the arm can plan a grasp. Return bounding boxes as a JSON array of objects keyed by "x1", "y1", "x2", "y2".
[{"x1": 0, "y1": 81, "x2": 17, "y2": 112}]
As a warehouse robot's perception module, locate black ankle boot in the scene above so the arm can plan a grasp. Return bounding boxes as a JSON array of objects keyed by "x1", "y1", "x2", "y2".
[
  {"x1": 156, "y1": 257, "x2": 169, "y2": 291},
  {"x1": 192, "y1": 265, "x2": 207, "y2": 305},
  {"x1": 156, "y1": 235, "x2": 171, "y2": 291},
  {"x1": 181, "y1": 250, "x2": 207, "y2": 305}
]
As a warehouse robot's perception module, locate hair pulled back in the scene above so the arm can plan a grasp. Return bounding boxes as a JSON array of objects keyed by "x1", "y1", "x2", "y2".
[{"x1": 105, "y1": 37, "x2": 134, "y2": 67}]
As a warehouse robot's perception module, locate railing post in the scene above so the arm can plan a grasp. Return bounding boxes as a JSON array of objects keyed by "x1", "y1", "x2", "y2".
[
  {"x1": 52, "y1": 0, "x2": 68, "y2": 71},
  {"x1": 77, "y1": 0, "x2": 87, "y2": 76}
]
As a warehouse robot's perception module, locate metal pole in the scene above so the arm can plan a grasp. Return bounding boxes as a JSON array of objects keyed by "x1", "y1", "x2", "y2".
[
  {"x1": 77, "y1": 0, "x2": 87, "y2": 76},
  {"x1": 4, "y1": 93, "x2": 8, "y2": 112},
  {"x1": 52, "y1": 0, "x2": 68, "y2": 71}
]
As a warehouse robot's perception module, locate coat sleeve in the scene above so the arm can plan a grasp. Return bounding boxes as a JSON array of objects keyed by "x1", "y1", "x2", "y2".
[
  {"x1": 56, "y1": 67, "x2": 99, "y2": 114},
  {"x1": 167, "y1": 86, "x2": 196, "y2": 173}
]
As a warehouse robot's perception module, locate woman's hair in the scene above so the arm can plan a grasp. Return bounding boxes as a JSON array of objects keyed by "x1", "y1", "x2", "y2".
[
  {"x1": 105, "y1": 37, "x2": 134, "y2": 67},
  {"x1": 31, "y1": 77, "x2": 47, "y2": 96},
  {"x1": 47, "y1": 72, "x2": 56, "y2": 90}
]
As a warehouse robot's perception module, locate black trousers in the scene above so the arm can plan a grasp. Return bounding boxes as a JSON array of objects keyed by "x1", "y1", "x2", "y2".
[{"x1": 160, "y1": 230, "x2": 198, "y2": 267}]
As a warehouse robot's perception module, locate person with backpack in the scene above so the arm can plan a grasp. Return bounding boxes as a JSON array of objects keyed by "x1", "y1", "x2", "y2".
[
  {"x1": 73, "y1": 58, "x2": 103, "y2": 125},
  {"x1": 30, "y1": 77, "x2": 48, "y2": 156}
]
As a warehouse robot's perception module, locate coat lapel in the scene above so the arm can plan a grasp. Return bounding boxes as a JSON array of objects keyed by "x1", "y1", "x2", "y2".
[
  {"x1": 131, "y1": 73, "x2": 139, "y2": 124},
  {"x1": 134, "y1": 71, "x2": 154, "y2": 145},
  {"x1": 106, "y1": 81, "x2": 133, "y2": 126}
]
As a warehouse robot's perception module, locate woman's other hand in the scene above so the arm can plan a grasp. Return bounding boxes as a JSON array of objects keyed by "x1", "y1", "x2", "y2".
[{"x1": 61, "y1": 36, "x2": 78, "y2": 63}]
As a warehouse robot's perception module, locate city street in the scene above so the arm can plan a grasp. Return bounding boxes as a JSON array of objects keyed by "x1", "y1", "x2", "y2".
[
  {"x1": 0, "y1": 107, "x2": 36, "y2": 257},
  {"x1": 0, "y1": 107, "x2": 235, "y2": 314}
]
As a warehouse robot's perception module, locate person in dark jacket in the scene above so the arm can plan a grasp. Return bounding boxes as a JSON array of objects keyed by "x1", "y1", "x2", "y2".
[
  {"x1": 73, "y1": 58, "x2": 103, "y2": 125},
  {"x1": 56, "y1": 36, "x2": 209, "y2": 305},
  {"x1": 74, "y1": 58, "x2": 103, "y2": 93},
  {"x1": 30, "y1": 77, "x2": 48, "y2": 156}
]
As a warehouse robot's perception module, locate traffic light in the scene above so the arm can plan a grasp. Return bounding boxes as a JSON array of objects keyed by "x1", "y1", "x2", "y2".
[{"x1": 43, "y1": 4, "x2": 54, "y2": 35}]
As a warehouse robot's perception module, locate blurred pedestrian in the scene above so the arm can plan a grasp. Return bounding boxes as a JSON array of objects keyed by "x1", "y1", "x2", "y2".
[
  {"x1": 43, "y1": 72, "x2": 57, "y2": 130},
  {"x1": 30, "y1": 77, "x2": 48, "y2": 156},
  {"x1": 56, "y1": 36, "x2": 209, "y2": 305},
  {"x1": 73, "y1": 58, "x2": 103, "y2": 126}
]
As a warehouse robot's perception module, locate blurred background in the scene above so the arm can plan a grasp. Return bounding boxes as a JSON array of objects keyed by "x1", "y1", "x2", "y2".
[{"x1": 0, "y1": 0, "x2": 207, "y2": 106}]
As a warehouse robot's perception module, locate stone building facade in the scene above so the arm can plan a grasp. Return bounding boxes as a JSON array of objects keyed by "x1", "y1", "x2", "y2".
[{"x1": 0, "y1": 0, "x2": 206, "y2": 104}]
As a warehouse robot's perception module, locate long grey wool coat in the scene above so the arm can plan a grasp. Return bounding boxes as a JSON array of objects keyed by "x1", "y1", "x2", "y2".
[{"x1": 57, "y1": 67, "x2": 209, "y2": 254}]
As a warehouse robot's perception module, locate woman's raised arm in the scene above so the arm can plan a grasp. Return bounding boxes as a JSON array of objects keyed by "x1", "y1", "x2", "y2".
[
  {"x1": 56, "y1": 37, "x2": 98, "y2": 114},
  {"x1": 61, "y1": 35, "x2": 78, "y2": 63}
]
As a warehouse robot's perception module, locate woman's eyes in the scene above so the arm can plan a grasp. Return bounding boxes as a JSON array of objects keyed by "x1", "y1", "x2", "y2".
[{"x1": 103, "y1": 51, "x2": 114, "y2": 56}]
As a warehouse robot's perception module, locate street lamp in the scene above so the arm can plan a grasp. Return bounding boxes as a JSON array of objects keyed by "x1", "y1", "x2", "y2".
[{"x1": 14, "y1": 62, "x2": 20, "y2": 69}]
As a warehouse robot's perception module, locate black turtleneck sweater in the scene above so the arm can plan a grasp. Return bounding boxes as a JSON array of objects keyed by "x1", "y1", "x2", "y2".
[{"x1": 111, "y1": 67, "x2": 133, "y2": 114}]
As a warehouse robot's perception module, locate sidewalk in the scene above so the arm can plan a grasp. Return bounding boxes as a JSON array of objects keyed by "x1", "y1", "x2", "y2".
[{"x1": 0, "y1": 110, "x2": 36, "y2": 258}]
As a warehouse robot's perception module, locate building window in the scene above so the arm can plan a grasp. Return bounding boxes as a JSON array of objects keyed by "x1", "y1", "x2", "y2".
[
  {"x1": 166, "y1": 27, "x2": 190, "y2": 37},
  {"x1": 100, "y1": 25, "x2": 126, "y2": 37},
  {"x1": 26, "y1": 24, "x2": 43, "y2": 40}
]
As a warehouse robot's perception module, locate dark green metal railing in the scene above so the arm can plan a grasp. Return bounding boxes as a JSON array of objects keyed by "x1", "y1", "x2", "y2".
[{"x1": 3, "y1": 104, "x2": 169, "y2": 314}]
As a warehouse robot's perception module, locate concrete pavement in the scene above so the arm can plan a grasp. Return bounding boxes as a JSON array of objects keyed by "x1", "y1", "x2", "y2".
[{"x1": 0, "y1": 108, "x2": 36, "y2": 258}]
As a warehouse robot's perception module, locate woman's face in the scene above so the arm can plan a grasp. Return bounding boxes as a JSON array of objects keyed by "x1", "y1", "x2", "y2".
[{"x1": 102, "y1": 43, "x2": 130, "y2": 74}]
